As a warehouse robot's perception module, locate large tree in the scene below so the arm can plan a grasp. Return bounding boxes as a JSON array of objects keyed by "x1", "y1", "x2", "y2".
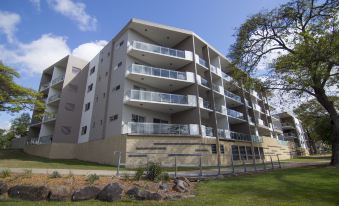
[
  {"x1": 9, "y1": 112, "x2": 31, "y2": 138},
  {"x1": 228, "y1": 0, "x2": 339, "y2": 165},
  {"x1": 0, "y1": 62, "x2": 44, "y2": 113}
]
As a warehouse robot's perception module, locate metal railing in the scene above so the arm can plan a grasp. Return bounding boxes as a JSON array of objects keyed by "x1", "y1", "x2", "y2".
[
  {"x1": 278, "y1": 140, "x2": 289, "y2": 146},
  {"x1": 132, "y1": 41, "x2": 186, "y2": 59},
  {"x1": 39, "y1": 82, "x2": 50, "y2": 91},
  {"x1": 48, "y1": 94, "x2": 61, "y2": 103},
  {"x1": 221, "y1": 71, "x2": 233, "y2": 82},
  {"x1": 202, "y1": 100, "x2": 213, "y2": 110},
  {"x1": 127, "y1": 90, "x2": 188, "y2": 105},
  {"x1": 215, "y1": 105, "x2": 226, "y2": 114},
  {"x1": 212, "y1": 84, "x2": 222, "y2": 93},
  {"x1": 230, "y1": 131, "x2": 252, "y2": 141},
  {"x1": 51, "y1": 75, "x2": 65, "y2": 85},
  {"x1": 281, "y1": 122, "x2": 295, "y2": 128},
  {"x1": 128, "y1": 122, "x2": 191, "y2": 135},
  {"x1": 42, "y1": 113, "x2": 56, "y2": 122},
  {"x1": 227, "y1": 108, "x2": 244, "y2": 119},
  {"x1": 200, "y1": 77, "x2": 209, "y2": 87},
  {"x1": 210, "y1": 64, "x2": 219, "y2": 74},
  {"x1": 128, "y1": 64, "x2": 187, "y2": 81},
  {"x1": 197, "y1": 57, "x2": 208, "y2": 67},
  {"x1": 224, "y1": 90, "x2": 242, "y2": 102},
  {"x1": 205, "y1": 127, "x2": 214, "y2": 137},
  {"x1": 251, "y1": 135, "x2": 263, "y2": 143}
]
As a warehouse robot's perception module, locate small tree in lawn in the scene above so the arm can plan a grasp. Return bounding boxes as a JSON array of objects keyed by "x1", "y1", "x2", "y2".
[{"x1": 228, "y1": 0, "x2": 339, "y2": 165}]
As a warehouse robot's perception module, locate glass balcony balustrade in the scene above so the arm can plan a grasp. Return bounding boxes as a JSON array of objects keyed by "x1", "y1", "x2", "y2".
[
  {"x1": 51, "y1": 75, "x2": 65, "y2": 85},
  {"x1": 48, "y1": 94, "x2": 61, "y2": 103},
  {"x1": 224, "y1": 90, "x2": 242, "y2": 102},
  {"x1": 39, "y1": 82, "x2": 50, "y2": 91},
  {"x1": 205, "y1": 127, "x2": 213, "y2": 137},
  {"x1": 217, "y1": 129, "x2": 227, "y2": 138},
  {"x1": 128, "y1": 64, "x2": 187, "y2": 81},
  {"x1": 197, "y1": 57, "x2": 208, "y2": 67},
  {"x1": 227, "y1": 108, "x2": 244, "y2": 119},
  {"x1": 39, "y1": 135, "x2": 53, "y2": 144},
  {"x1": 128, "y1": 122, "x2": 191, "y2": 135},
  {"x1": 133, "y1": 41, "x2": 186, "y2": 58},
  {"x1": 281, "y1": 122, "x2": 295, "y2": 127},
  {"x1": 127, "y1": 90, "x2": 188, "y2": 105},
  {"x1": 215, "y1": 105, "x2": 226, "y2": 114},
  {"x1": 200, "y1": 77, "x2": 209, "y2": 87},
  {"x1": 42, "y1": 113, "x2": 56, "y2": 122},
  {"x1": 212, "y1": 84, "x2": 222, "y2": 93},
  {"x1": 202, "y1": 100, "x2": 213, "y2": 110},
  {"x1": 221, "y1": 71, "x2": 233, "y2": 82},
  {"x1": 251, "y1": 135, "x2": 263, "y2": 143},
  {"x1": 230, "y1": 131, "x2": 252, "y2": 141}
]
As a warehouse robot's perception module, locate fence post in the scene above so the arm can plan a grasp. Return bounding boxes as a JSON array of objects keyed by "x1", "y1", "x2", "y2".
[
  {"x1": 253, "y1": 155, "x2": 257, "y2": 172},
  {"x1": 199, "y1": 156, "x2": 202, "y2": 177},
  {"x1": 277, "y1": 154, "x2": 281, "y2": 169},
  {"x1": 114, "y1": 151, "x2": 121, "y2": 177},
  {"x1": 270, "y1": 155, "x2": 274, "y2": 170},
  {"x1": 231, "y1": 152, "x2": 235, "y2": 174},
  {"x1": 263, "y1": 155, "x2": 266, "y2": 171},
  {"x1": 242, "y1": 158, "x2": 246, "y2": 173},
  {"x1": 174, "y1": 156, "x2": 177, "y2": 178}
]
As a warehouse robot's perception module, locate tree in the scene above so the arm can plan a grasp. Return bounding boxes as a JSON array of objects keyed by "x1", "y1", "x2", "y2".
[
  {"x1": 228, "y1": 0, "x2": 339, "y2": 165},
  {"x1": 294, "y1": 97, "x2": 339, "y2": 153},
  {"x1": 0, "y1": 62, "x2": 44, "y2": 113},
  {"x1": 9, "y1": 113, "x2": 31, "y2": 138}
]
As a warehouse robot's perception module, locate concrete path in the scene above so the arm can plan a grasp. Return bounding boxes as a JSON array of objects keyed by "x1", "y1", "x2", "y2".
[{"x1": 0, "y1": 160, "x2": 329, "y2": 178}]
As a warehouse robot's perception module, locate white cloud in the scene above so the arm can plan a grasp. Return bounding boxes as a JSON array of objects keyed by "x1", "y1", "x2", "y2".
[
  {"x1": 0, "y1": 11, "x2": 21, "y2": 43},
  {"x1": 30, "y1": 0, "x2": 41, "y2": 11},
  {"x1": 0, "y1": 34, "x2": 70, "y2": 73},
  {"x1": 72, "y1": 40, "x2": 107, "y2": 61},
  {"x1": 47, "y1": 0, "x2": 97, "y2": 31}
]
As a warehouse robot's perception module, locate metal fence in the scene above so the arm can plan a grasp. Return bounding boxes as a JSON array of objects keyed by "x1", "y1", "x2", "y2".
[{"x1": 113, "y1": 150, "x2": 283, "y2": 177}]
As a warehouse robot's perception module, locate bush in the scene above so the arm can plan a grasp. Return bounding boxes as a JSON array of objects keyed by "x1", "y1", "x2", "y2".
[
  {"x1": 67, "y1": 170, "x2": 74, "y2": 178},
  {"x1": 49, "y1": 171, "x2": 62, "y2": 178},
  {"x1": 156, "y1": 172, "x2": 170, "y2": 182},
  {"x1": 86, "y1": 173, "x2": 99, "y2": 184},
  {"x1": 146, "y1": 162, "x2": 162, "y2": 181},
  {"x1": 134, "y1": 167, "x2": 145, "y2": 180},
  {"x1": 0, "y1": 169, "x2": 11, "y2": 178},
  {"x1": 23, "y1": 169, "x2": 32, "y2": 178}
]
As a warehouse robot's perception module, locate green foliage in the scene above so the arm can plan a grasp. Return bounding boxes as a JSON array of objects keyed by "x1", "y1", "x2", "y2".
[
  {"x1": 0, "y1": 169, "x2": 11, "y2": 178},
  {"x1": 134, "y1": 167, "x2": 144, "y2": 181},
  {"x1": 155, "y1": 172, "x2": 170, "y2": 182},
  {"x1": 23, "y1": 169, "x2": 32, "y2": 178},
  {"x1": 0, "y1": 130, "x2": 15, "y2": 149},
  {"x1": 10, "y1": 113, "x2": 31, "y2": 138},
  {"x1": 86, "y1": 173, "x2": 99, "y2": 184},
  {"x1": 49, "y1": 171, "x2": 62, "y2": 178},
  {"x1": 0, "y1": 62, "x2": 45, "y2": 113},
  {"x1": 146, "y1": 162, "x2": 162, "y2": 181}
]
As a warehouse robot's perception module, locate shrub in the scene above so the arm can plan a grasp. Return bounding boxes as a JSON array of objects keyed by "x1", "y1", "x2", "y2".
[
  {"x1": 134, "y1": 167, "x2": 144, "y2": 181},
  {"x1": 23, "y1": 169, "x2": 32, "y2": 178},
  {"x1": 67, "y1": 170, "x2": 74, "y2": 178},
  {"x1": 0, "y1": 169, "x2": 11, "y2": 178},
  {"x1": 86, "y1": 173, "x2": 99, "y2": 184},
  {"x1": 146, "y1": 162, "x2": 162, "y2": 181},
  {"x1": 122, "y1": 173, "x2": 130, "y2": 181},
  {"x1": 156, "y1": 172, "x2": 170, "y2": 182},
  {"x1": 49, "y1": 171, "x2": 62, "y2": 178}
]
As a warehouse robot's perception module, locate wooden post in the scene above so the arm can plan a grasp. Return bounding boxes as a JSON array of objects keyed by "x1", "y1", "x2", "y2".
[
  {"x1": 277, "y1": 154, "x2": 281, "y2": 169},
  {"x1": 270, "y1": 155, "x2": 274, "y2": 170},
  {"x1": 174, "y1": 156, "x2": 177, "y2": 178}
]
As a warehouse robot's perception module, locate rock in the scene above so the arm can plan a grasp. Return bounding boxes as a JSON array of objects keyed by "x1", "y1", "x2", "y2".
[
  {"x1": 165, "y1": 194, "x2": 184, "y2": 200},
  {"x1": 126, "y1": 187, "x2": 163, "y2": 201},
  {"x1": 72, "y1": 186, "x2": 101, "y2": 201},
  {"x1": 176, "y1": 177, "x2": 191, "y2": 186},
  {"x1": 96, "y1": 183, "x2": 123, "y2": 202},
  {"x1": 8, "y1": 185, "x2": 50, "y2": 201},
  {"x1": 173, "y1": 180, "x2": 189, "y2": 193},
  {"x1": 159, "y1": 182, "x2": 168, "y2": 191},
  {"x1": 48, "y1": 186, "x2": 72, "y2": 201},
  {"x1": 0, "y1": 182, "x2": 8, "y2": 194}
]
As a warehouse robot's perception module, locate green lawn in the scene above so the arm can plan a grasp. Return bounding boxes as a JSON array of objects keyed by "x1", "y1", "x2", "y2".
[
  {"x1": 1, "y1": 165, "x2": 338, "y2": 205},
  {"x1": 281, "y1": 155, "x2": 331, "y2": 163},
  {"x1": 0, "y1": 149, "x2": 117, "y2": 170}
]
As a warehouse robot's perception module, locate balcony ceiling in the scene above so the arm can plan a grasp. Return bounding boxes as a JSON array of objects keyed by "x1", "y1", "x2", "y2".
[
  {"x1": 126, "y1": 73, "x2": 193, "y2": 92},
  {"x1": 228, "y1": 116, "x2": 247, "y2": 124},
  {"x1": 125, "y1": 100, "x2": 195, "y2": 114}
]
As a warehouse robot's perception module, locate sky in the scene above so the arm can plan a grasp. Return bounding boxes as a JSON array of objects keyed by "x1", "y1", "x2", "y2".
[{"x1": 0, "y1": 0, "x2": 290, "y2": 129}]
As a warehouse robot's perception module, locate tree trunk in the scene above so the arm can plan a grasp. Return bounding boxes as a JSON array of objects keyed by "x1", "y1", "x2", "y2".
[{"x1": 314, "y1": 87, "x2": 339, "y2": 166}]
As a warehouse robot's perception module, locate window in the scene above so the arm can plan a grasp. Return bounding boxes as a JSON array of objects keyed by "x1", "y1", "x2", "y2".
[
  {"x1": 109, "y1": 114, "x2": 118, "y2": 121},
  {"x1": 232, "y1": 145, "x2": 240, "y2": 160},
  {"x1": 132, "y1": 114, "x2": 145, "y2": 122},
  {"x1": 259, "y1": 147, "x2": 264, "y2": 159},
  {"x1": 61, "y1": 126, "x2": 71, "y2": 135},
  {"x1": 113, "y1": 85, "x2": 120, "y2": 91},
  {"x1": 85, "y1": 102, "x2": 90, "y2": 111},
  {"x1": 64, "y1": 103, "x2": 75, "y2": 111},
  {"x1": 239, "y1": 146, "x2": 247, "y2": 160},
  {"x1": 153, "y1": 118, "x2": 168, "y2": 124},
  {"x1": 117, "y1": 62, "x2": 122, "y2": 68},
  {"x1": 90, "y1": 67, "x2": 95, "y2": 75},
  {"x1": 220, "y1": 145, "x2": 225, "y2": 154},
  {"x1": 246, "y1": 146, "x2": 253, "y2": 159},
  {"x1": 211, "y1": 144, "x2": 217, "y2": 154},
  {"x1": 116, "y1": 40, "x2": 124, "y2": 49},
  {"x1": 103, "y1": 92, "x2": 106, "y2": 98},
  {"x1": 254, "y1": 147, "x2": 260, "y2": 159},
  {"x1": 101, "y1": 58, "x2": 103, "y2": 63},
  {"x1": 72, "y1": 67, "x2": 80, "y2": 74},
  {"x1": 81, "y1": 126, "x2": 87, "y2": 135},
  {"x1": 87, "y1": 83, "x2": 93, "y2": 92}
]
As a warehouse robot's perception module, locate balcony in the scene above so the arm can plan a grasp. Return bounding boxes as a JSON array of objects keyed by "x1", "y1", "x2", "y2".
[
  {"x1": 42, "y1": 113, "x2": 56, "y2": 123},
  {"x1": 199, "y1": 98, "x2": 213, "y2": 111},
  {"x1": 47, "y1": 94, "x2": 61, "y2": 104},
  {"x1": 30, "y1": 118, "x2": 42, "y2": 127},
  {"x1": 252, "y1": 103, "x2": 264, "y2": 113},
  {"x1": 212, "y1": 84, "x2": 223, "y2": 95},
  {"x1": 128, "y1": 41, "x2": 193, "y2": 68},
  {"x1": 202, "y1": 125, "x2": 214, "y2": 137},
  {"x1": 126, "y1": 64, "x2": 195, "y2": 91},
  {"x1": 230, "y1": 131, "x2": 252, "y2": 142},
  {"x1": 51, "y1": 75, "x2": 65, "y2": 88},
  {"x1": 227, "y1": 108, "x2": 244, "y2": 120},
  {"x1": 281, "y1": 122, "x2": 295, "y2": 129},
  {"x1": 125, "y1": 90, "x2": 196, "y2": 113},
  {"x1": 210, "y1": 64, "x2": 222, "y2": 77},
  {"x1": 38, "y1": 135, "x2": 53, "y2": 144},
  {"x1": 195, "y1": 55, "x2": 208, "y2": 68},
  {"x1": 127, "y1": 122, "x2": 199, "y2": 136},
  {"x1": 221, "y1": 71, "x2": 233, "y2": 82},
  {"x1": 224, "y1": 90, "x2": 242, "y2": 104},
  {"x1": 39, "y1": 82, "x2": 50, "y2": 92},
  {"x1": 215, "y1": 104, "x2": 227, "y2": 115},
  {"x1": 284, "y1": 132, "x2": 298, "y2": 140}
]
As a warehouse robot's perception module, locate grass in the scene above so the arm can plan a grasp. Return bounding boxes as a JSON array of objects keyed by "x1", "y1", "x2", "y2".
[
  {"x1": 1, "y1": 165, "x2": 338, "y2": 205},
  {"x1": 0, "y1": 149, "x2": 119, "y2": 170},
  {"x1": 281, "y1": 154, "x2": 331, "y2": 163}
]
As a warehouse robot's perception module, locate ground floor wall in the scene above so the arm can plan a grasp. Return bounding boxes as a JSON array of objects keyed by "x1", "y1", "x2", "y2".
[{"x1": 24, "y1": 135, "x2": 297, "y2": 168}]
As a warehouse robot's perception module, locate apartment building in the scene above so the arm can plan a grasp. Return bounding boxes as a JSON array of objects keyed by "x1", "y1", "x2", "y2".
[
  {"x1": 274, "y1": 112, "x2": 309, "y2": 155},
  {"x1": 27, "y1": 19, "x2": 298, "y2": 167}
]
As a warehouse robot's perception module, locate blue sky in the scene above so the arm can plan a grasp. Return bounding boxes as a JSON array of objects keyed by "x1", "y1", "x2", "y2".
[{"x1": 0, "y1": 0, "x2": 289, "y2": 129}]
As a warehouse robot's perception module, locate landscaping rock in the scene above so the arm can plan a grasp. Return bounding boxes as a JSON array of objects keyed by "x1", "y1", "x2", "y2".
[
  {"x1": 72, "y1": 186, "x2": 101, "y2": 201},
  {"x1": 96, "y1": 183, "x2": 123, "y2": 202},
  {"x1": 159, "y1": 182, "x2": 168, "y2": 191},
  {"x1": 0, "y1": 182, "x2": 8, "y2": 194},
  {"x1": 126, "y1": 186, "x2": 163, "y2": 200},
  {"x1": 8, "y1": 185, "x2": 50, "y2": 201},
  {"x1": 48, "y1": 186, "x2": 72, "y2": 201},
  {"x1": 176, "y1": 176, "x2": 191, "y2": 186},
  {"x1": 173, "y1": 179, "x2": 189, "y2": 193}
]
